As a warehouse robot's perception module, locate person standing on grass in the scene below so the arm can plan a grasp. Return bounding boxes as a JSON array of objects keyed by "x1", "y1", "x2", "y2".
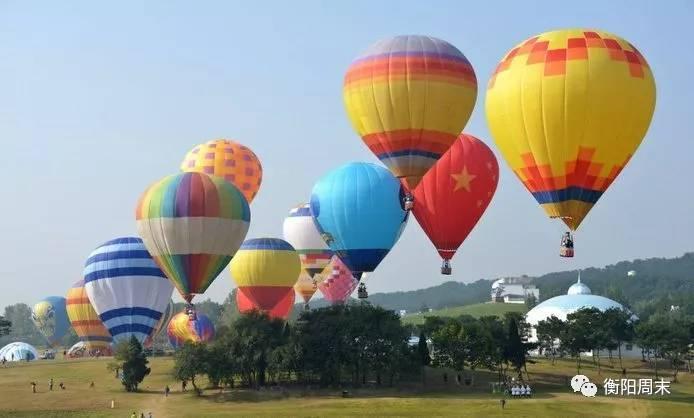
[
  {"x1": 49, "y1": 378, "x2": 53, "y2": 391},
  {"x1": 31, "y1": 382, "x2": 36, "y2": 393},
  {"x1": 164, "y1": 385, "x2": 170, "y2": 397}
]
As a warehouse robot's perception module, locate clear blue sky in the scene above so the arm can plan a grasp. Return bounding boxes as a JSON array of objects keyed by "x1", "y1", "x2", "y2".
[{"x1": 1, "y1": 0, "x2": 691, "y2": 309}]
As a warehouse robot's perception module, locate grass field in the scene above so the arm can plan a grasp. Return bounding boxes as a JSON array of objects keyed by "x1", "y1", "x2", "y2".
[
  {"x1": 401, "y1": 302, "x2": 528, "y2": 325},
  {"x1": 0, "y1": 353, "x2": 692, "y2": 417}
]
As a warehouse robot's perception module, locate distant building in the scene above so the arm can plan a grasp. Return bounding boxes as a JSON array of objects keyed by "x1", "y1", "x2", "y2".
[
  {"x1": 398, "y1": 310, "x2": 407, "y2": 317},
  {"x1": 491, "y1": 276, "x2": 539, "y2": 304},
  {"x1": 526, "y1": 273, "x2": 642, "y2": 359},
  {"x1": 627, "y1": 270, "x2": 637, "y2": 277}
]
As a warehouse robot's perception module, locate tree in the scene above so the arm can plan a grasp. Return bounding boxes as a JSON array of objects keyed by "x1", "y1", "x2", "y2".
[
  {"x1": 0, "y1": 315, "x2": 10, "y2": 336},
  {"x1": 114, "y1": 336, "x2": 151, "y2": 392},
  {"x1": 525, "y1": 293, "x2": 538, "y2": 309},
  {"x1": 228, "y1": 310, "x2": 288, "y2": 387},
  {"x1": 417, "y1": 331, "x2": 430, "y2": 366},
  {"x1": 0, "y1": 304, "x2": 43, "y2": 346},
  {"x1": 535, "y1": 315, "x2": 564, "y2": 365},
  {"x1": 173, "y1": 342, "x2": 208, "y2": 394},
  {"x1": 562, "y1": 308, "x2": 602, "y2": 374},
  {"x1": 431, "y1": 320, "x2": 467, "y2": 376},
  {"x1": 636, "y1": 311, "x2": 693, "y2": 381},
  {"x1": 504, "y1": 318, "x2": 526, "y2": 379},
  {"x1": 602, "y1": 308, "x2": 634, "y2": 369}
]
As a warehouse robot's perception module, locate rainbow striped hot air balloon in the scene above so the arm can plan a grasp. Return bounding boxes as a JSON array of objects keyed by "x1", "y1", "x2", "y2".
[
  {"x1": 136, "y1": 172, "x2": 251, "y2": 304},
  {"x1": 230, "y1": 238, "x2": 301, "y2": 312},
  {"x1": 84, "y1": 237, "x2": 174, "y2": 345},
  {"x1": 66, "y1": 280, "x2": 112, "y2": 353},
  {"x1": 344, "y1": 35, "x2": 478, "y2": 189},
  {"x1": 181, "y1": 139, "x2": 263, "y2": 203},
  {"x1": 167, "y1": 310, "x2": 215, "y2": 349}
]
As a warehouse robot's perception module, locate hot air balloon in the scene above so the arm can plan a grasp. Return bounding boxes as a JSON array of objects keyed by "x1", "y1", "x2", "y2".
[
  {"x1": 412, "y1": 134, "x2": 499, "y2": 274},
  {"x1": 318, "y1": 257, "x2": 359, "y2": 305},
  {"x1": 181, "y1": 139, "x2": 263, "y2": 203},
  {"x1": 230, "y1": 238, "x2": 301, "y2": 312},
  {"x1": 31, "y1": 297, "x2": 70, "y2": 347},
  {"x1": 136, "y1": 172, "x2": 251, "y2": 307},
  {"x1": 236, "y1": 287, "x2": 295, "y2": 320},
  {"x1": 167, "y1": 310, "x2": 215, "y2": 349},
  {"x1": 310, "y1": 162, "x2": 408, "y2": 296},
  {"x1": 486, "y1": 29, "x2": 656, "y2": 256},
  {"x1": 145, "y1": 299, "x2": 174, "y2": 348},
  {"x1": 293, "y1": 271, "x2": 320, "y2": 309},
  {"x1": 283, "y1": 203, "x2": 333, "y2": 278},
  {"x1": 0, "y1": 342, "x2": 38, "y2": 362},
  {"x1": 84, "y1": 237, "x2": 174, "y2": 345},
  {"x1": 344, "y1": 35, "x2": 478, "y2": 190},
  {"x1": 66, "y1": 280, "x2": 112, "y2": 354}
]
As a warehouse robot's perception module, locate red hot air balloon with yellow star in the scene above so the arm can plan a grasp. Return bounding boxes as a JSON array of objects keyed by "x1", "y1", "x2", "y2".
[{"x1": 412, "y1": 134, "x2": 499, "y2": 275}]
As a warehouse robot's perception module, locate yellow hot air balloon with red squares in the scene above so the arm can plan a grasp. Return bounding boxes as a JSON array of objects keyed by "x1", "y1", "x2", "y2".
[{"x1": 486, "y1": 29, "x2": 655, "y2": 256}]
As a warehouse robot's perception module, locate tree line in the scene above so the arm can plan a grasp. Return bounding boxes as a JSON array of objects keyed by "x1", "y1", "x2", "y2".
[
  {"x1": 535, "y1": 307, "x2": 694, "y2": 380},
  {"x1": 172, "y1": 303, "x2": 421, "y2": 393}
]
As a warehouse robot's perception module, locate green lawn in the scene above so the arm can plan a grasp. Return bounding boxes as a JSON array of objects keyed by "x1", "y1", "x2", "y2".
[
  {"x1": 402, "y1": 302, "x2": 528, "y2": 325},
  {"x1": 0, "y1": 354, "x2": 691, "y2": 417}
]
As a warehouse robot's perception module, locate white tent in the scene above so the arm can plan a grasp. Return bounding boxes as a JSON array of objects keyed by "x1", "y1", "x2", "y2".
[{"x1": 0, "y1": 342, "x2": 39, "y2": 362}]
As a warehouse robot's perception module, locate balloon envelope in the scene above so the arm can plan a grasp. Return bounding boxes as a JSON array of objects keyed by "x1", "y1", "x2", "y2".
[
  {"x1": 0, "y1": 342, "x2": 38, "y2": 362},
  {"x1": 237, "y1": 287, "x2": 295, "y2": 320},
  {"x1": 31, "y1": 296, "x2": 70, "y2": 347},
  {"x1": 84, "y1": 237, "x2": 174, "y2": 345},
  {"x1": 486, "y1": 29, "x2": 656, "y2": 230},
  {"x1": 413, "y1": 134, "x2": 499, "y2": 263},
  {"x1": 344, "y1": 35, "x2": 477, "y2": 189},
  {"x1": 66, "y1": 280, "x2": 112, "y2": 352},
  {"x1": 293, "y1": 271, "x2": 321, "y2": 305},
  {"x1": 318, "y1": 257, "x2": 359, "y2": 305},
  {"x1": 180, "y1": 139, "x2": 263, "y2": 203},
  {"x1": 136, "y1": 172, "x2": 251, "y2": 302},
  {"x1": 310, "y1": 162, "x2": 408, "y2": 278},
  {"x1": 230, "y1": 238, "x2": 301, "y2": 311},
  {"x1": 167, "y1": 311, "x2": 215, "y2": 349},
  {"x1": 282, "y1": 203, "x2": 333, "y2": 278}
]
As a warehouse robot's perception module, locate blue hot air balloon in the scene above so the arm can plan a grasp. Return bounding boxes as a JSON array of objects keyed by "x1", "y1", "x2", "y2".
[
  {"x1": 84, "y1": 237, "x2": 174, "y2": 345},
  {"x1": 31, "y1": 296, "x2": 70, "y2": 347},
  {"x1": 310, "y1": 162, "x2": 408, "y2": 279}
]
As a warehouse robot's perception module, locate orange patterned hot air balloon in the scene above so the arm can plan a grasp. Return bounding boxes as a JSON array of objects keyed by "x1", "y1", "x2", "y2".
[
  {"x1": 486, "y1": 29, "x2": 656, "y2": 256},
  {"x1": 181, "y1": 139, "x2": 263, "y2": 203},
  {"x1": 66, "y1": 280, "x2": 112, "y2": 354}
]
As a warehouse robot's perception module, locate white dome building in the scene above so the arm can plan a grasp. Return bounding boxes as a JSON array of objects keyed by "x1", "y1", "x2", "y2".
[
  {"x1": 526, "y1": 274, "x2": 625, "y2": 328},
  {"x1": 525, "y1": 273, "x2": 641, "y2": 358}
]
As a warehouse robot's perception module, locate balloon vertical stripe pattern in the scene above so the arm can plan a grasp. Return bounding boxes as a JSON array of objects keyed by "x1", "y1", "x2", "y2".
[
  {"x1": 136, "y1": 172, "x2": 251, "y2": 302},
  {"x1": 84, "y1": 237, "x2": 174, "y2": 345},
  {"x1": 344, "y1": 35, "x2": 477, "y2": 188},
  {"x1": 486, "y1": 29, "x2": 656, "y2": 230},
  {"x1": 66, "y1": 280, "x2": 112, "y2": 350}
]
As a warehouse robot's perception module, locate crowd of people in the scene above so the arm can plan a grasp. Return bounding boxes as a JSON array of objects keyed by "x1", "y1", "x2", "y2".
[{"x1": 509, "y1": 383, "x2": 532, "y2": 397}]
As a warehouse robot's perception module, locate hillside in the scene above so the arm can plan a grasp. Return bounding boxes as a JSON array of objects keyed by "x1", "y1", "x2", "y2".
[{"x1": 401, "y1": 302, "x2": 528, "y2": 325}]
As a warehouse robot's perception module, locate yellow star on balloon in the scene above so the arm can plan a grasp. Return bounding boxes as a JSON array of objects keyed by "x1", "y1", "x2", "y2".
[{"x1": 451, "y1": 166, "x2": 476, "y2": 192}]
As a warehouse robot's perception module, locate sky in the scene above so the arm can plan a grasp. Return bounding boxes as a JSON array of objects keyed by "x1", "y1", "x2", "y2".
[{"x1": 1, "y1": 0, "x2": 692, "y2": 309}]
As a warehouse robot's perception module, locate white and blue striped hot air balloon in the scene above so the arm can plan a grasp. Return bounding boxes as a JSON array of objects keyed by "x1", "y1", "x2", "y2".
[{"x1": 84, "y1": 237, "x2": 174, "y2": 345}]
